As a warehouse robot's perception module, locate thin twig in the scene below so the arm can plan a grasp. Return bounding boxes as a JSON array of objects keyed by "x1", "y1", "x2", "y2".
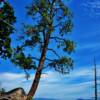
[
  {"x1": 47, "y1": 48, "x2": 60, "y2": 58},
  {"x1": 31, "y1": 56, "x2": 54, "y2": 62},
  {"x1": 0, "y1": 18, "x2": 16, "y2": 31},
  {"x1": 50, "y1": 36, "x2": 66, "y2": 42}
]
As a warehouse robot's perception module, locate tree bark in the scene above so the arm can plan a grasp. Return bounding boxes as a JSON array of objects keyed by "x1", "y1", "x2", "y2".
[{"x1": 26, "y1": 34, "x2": 50, "y2": 100}]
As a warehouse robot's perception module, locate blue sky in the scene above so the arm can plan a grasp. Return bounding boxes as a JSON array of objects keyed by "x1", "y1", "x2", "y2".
[{"x1": 0, "y1": 0, "x2": 100, "y2": 100}]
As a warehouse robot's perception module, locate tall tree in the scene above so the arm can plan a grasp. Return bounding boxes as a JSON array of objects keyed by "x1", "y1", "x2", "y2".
[
  {"x1": 11, "y1": 0, "x2": 75, "y2": 99},
  {"x1": 0, "y1": 0, "x2": 16, "y2": 59}
]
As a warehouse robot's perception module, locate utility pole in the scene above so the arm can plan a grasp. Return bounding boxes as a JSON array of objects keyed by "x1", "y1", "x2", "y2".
[{"x1": 94, "y1": 57, "x2": 98, "y2": 100}]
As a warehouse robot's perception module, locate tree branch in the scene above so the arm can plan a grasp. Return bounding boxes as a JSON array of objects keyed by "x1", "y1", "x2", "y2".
[
  {"x1": 31, "y1": 57, "x2": 40, "y2": 61},
  {"x1": 43, "y1": 30, "x2": 46, "y2": 42},
  {"x1": 47, "y1": 48, "x2": 60, "y2": 58},
  {"x1": 24, "y1": 69, "x2": 30, "y2": 80},
  {"x1": 45, "y1": 57, "x2": 55, "y2": 62},
  {"x1": 48, "y1": 0, "x2": 51, "y2": 4},
  {"x1": 55, "y1": 68, "x2": 69, "y2": 74},
  {"x1": 0, "y1": 18, "x2": 16, "y2": 30},
  {"x1": 54, "y1": 22, "x2": 61, "y2": 28},
  {"x1": 50, "y1": 36, "x2": 66, "y2": 42},
  {"x1": 52, "y1": 0, "x2": 56, "y2": 5},
  {"x1": 31, "y1": 56, "x2": 54, "y2": 62}
]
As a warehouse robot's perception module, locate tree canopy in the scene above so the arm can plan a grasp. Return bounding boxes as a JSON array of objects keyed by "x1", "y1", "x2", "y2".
[
  {"x1": 0, "y1": 0, "x2": 75, "y2": 99},
  {"x1": 11, "y1": 0, "x2": 75, "y2": 74},
  {"x1": 0, "y1": 0, "x2": 16, "y2": 59}
]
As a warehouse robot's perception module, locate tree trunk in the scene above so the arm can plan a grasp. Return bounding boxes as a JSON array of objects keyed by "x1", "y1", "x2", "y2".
[
  {"x1": 26, "y1": 34, "x2": 50, "y2": 100},
  {"x1": 26, "y1": 70, "x2": 42, "y2": 100}
]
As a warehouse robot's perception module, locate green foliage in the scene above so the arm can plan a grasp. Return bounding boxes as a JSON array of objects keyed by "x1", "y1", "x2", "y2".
[
  {"x1": 58, "y1": 40, "x2": 75, "y2": 54},
  {"x1": 63, "y1": 40, "x2": 75, "y2": 53},
  {"x1": 0, "y1": 1, "x2": 16, "y2": 59},
  {"x1": 48, "y1": 57, "x2": 73, "y2": 74},
  {"x1": 12, "y1": 0, "x2": 75, "y2": 74},
  {"x1": 11, "y1": 52, "x2": 37, "y2": 70}
]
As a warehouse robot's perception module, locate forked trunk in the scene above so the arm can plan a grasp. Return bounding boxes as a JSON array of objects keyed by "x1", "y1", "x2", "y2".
[{"x1": 26, "y1": 34, "x2": 50, "y2": 100}]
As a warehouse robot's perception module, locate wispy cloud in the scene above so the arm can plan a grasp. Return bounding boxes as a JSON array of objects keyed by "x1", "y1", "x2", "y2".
[
  {"x1": 77, "y1": 42, "x2": 100, "y2": 51},
  {"x1": 35, "y1": 67, "x2": 100, "y2": 99},
  {"x1": 0, "y1": 73, "x2": 25, "y2": 81},
  {"x1": 0, "y1": 66, "x2": 100, "y2": 99},
  {"x1": 82, "y1": 0, "x2": 100, "y2": 18}
]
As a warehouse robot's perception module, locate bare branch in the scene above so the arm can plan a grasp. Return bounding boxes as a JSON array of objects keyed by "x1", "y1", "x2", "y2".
[
  {"x1": 24, "y1": 69, "x2": 30, "y2": 80},
  {"x1": 43, "y1": 30, "x2": 46, "y2": 42},
  {"x1": 39, "y1": 41, "x2": 44, "y2": 44},
  {"x1": 55, "y1": 68, "x2": 69, "y2": 74},
  {"x1": 48, "y1": 0, "x2": 51, "y2": 4},
  {"x1": 0, "y1": 18, "x2": 16, "y2": 30},
  {"x1": 31, "y1": 56, "x2": 54, "y2": 62},
  {"x1": 50, "y1": 36, "x2": 66, "y2": 42},
  {"x1": 47, "y1": 48, "x2": 60, "y2": 58},
  {"x1": 31, "y1": 57, "x2": 40, "y2": 61},
  {"x1": 52, "y1": 0, "x2": 56, "y2": 5},
  {"x1": 45, "y1": 57, "x2": 55, "y2": 62},
  {"x1": 54, "y1": 22, "x2": 61, "y2": 28}
]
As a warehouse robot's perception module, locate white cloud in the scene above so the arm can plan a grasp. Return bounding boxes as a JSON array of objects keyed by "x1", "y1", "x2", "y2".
[
  {"x1": 34, "y1": 66, "x2": 100, "y2": 99},
  {"x1": 77, "y1": 42, "x2": 100, "y2": 51},
  {"x1": 0, "y1": 66, "x2": 100, "y2": 99},
  {"x1": 0, "y1": 73, "x2": 25, "y2": 81},
  {"x1": 82, "y1": 0, "x2": 100, "y2": 17},
  {"x1": 82, "y1": 1, "x2": 100, "y2": 9},
  {"x1": 35, "y1": 79, "x2": 98, "y2": 100},
  {"x1": 0, "y1": 66, "x2": 100, "y2": 85}
]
